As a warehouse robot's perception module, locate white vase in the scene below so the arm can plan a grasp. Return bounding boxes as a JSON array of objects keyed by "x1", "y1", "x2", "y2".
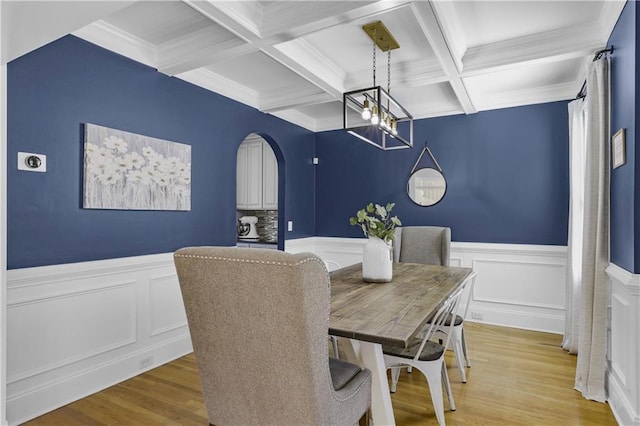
[{"x1": 362, "y1": 236, "x2": 393, "y2": 283}]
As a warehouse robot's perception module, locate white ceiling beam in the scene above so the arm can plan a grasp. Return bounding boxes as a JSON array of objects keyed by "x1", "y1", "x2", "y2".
[
  {"x1": 260, "y1": 90, "x2": 335, "y2": 113},
  {"x1": 344, "y1": 58, "x2": 446, "y2": 90},
  {"x1": 157, "y1": 25, "x2": 246, "y2": 75},
  {"x1": 163, "y1": 1, "x2": 410, "y2": 77},
  {"x1": 177, "y1": 68, "x2": 259, "y2": 110},
  {"x1": 260, "y1": 1, "x2": 410, "y2": 39},
  {"x1": 462, "y1": 25, "x2": 604, "y2": 77},
  {"x1": 428, "y1": 0, "x2": 467, "y2": 72},
  {"x1": 264, "y1": 39, "x2": 346, "y2": 100},
  {"x1": 183, "y1": 0, "x2": 262, "y2": 42},
  {"x1": 411, "y1": 1, "x2": 476, "y2": 114},
  {"x1": 472, "y1": 82, "x2": 578, "y2": 112}
]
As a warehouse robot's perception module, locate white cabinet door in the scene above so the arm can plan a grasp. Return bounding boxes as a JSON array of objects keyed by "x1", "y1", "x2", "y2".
[
  {"x1": 245, "y1": 141, "x2": 263, "y2": 209},
  {"x1": 236, "y1": 143, "x2": 249, "y2": 209},
  {"x1": 262, "y1": 142, "x2": 278, "y2": 209},
  {"x1": 237, "y1": 136, "x2": 278, "y2": 210}
]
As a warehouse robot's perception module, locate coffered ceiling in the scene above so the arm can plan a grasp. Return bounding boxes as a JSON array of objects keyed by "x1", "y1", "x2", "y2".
[{"x1": 2, "y1": 1, "x2": 625, "y2": 132}]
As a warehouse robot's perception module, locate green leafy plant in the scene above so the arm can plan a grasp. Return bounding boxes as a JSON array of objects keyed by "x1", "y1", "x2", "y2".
[{"x1": 349, "y1": 202, "x2": 401, "y2": 242}]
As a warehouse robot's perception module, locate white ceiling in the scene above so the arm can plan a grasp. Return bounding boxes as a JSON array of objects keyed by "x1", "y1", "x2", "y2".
[{"x1": 2, "y1": 0, "x2": 625, "y2": 132}]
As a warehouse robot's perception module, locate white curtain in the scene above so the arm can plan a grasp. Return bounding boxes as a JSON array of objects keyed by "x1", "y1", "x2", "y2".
[
  {"x1": 563, "y1": 98, "x2": 585, "y2": 354},
  {"x1": 563, "y1": 57, "x2": 610, "y2": 402}
]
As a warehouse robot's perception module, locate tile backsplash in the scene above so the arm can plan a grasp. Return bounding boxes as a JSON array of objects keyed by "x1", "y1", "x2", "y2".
[{"x1": 237, "y1": 210, "x2": 278, "y2": 243}]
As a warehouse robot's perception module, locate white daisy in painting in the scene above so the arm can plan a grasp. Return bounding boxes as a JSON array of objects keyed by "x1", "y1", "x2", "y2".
[
  {"x1": 142, "y1": 146, "x2": 157, "y2": 158},
  {"x1": 152, "y1": 170, "x2": 170, "y2": 186},
  {"x1": 114, "y1": 155, "x2": 133, "y2": 173},
  {"x1": 103, "y1": 135, "x2": 128, "y2": 154},
  {"x1": 125, "y1": 152, "x2": 145, "y2": 169},
  {"x1": 97, "y1": 166, "x2": 122, "y2": 185}
]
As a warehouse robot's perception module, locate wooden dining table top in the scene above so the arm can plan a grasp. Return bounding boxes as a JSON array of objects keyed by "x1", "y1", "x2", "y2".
[{"x1": 329, "y1": 262, "x2": 473, "y2": 348}]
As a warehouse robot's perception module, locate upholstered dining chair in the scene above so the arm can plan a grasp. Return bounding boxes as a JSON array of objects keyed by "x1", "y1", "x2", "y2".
[
  {"x1": 393, "y1": 226, "x2": 472, "y2": 383},
  {"x1": 383, "y1": 284, "x2": 466, "y2": 426},
  {"x1": 393, "y1": 225, "x2": 451, "y2": 266},
  {"x1": 174, "y1": 247, "x2": 371, "y2": 426}
]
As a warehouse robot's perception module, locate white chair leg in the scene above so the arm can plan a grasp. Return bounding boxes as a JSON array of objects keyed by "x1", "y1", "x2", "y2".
[
  {"x1": 441, "y1": 362, "x2": 456, "y2": 411},
  {"x1": 390, "y1": 366, "x2": 401, "y2": 393},
  {"x1": 451, "y1": 328, "x2": 467, "y2": 383},
  {"x1": 461, "y1": 328, "x2": 471, "y2": 367},
  {"x1": 413, "y1": 361, "x2": 447, "y2": 426}
]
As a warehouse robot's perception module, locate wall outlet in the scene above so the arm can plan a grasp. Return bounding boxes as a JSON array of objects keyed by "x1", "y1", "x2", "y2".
[
  {"x1": 471, "y1": 312, "x2": 483, "y2": 321},
  {"x1": 288, "y1": 221, "x2": 293, "y2": 232},
  {"x1": 312, "y1": 157, "x2": 319, "y2": 165},
  {"x1": 18, "y1": 152, "x2": 46, "y2": 172},
  {"x1": 139, "y1": 355, "x2": 154, "y2": 370}
]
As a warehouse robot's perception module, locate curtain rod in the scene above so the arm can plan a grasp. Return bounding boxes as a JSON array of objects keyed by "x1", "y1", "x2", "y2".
[{"x1": 575, "y1": 46, "x2": 614, "y2": 99}]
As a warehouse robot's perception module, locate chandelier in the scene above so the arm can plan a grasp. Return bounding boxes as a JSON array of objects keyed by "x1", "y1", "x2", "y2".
[{"x1": 343, "y1": 21, "x2": 413, "y2": 150}]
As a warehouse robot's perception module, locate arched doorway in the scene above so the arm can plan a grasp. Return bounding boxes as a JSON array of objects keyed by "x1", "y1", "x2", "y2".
[{"x1": 236, "y1": 133, "x2": 284, "y2": 250}]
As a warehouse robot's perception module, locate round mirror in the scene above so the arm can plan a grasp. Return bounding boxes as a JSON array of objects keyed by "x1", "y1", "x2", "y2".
[{"x1": 407, "y1": 167, "x2": 447, "y2": 206}]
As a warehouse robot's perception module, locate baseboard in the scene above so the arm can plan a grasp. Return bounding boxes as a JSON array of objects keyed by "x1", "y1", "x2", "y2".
[{"x1": 609, "y1": 370, "x2": 640, "y2": 426}]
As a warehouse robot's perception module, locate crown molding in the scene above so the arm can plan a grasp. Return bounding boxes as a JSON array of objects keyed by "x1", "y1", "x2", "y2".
[
  {"x1": 598, "y1": 1, "x2": 626, "y2": 42},
  {"x1": 177, "y1": 68, "x2": 259, "y2": 110},
  {"x1": 72, "y1": 20, "x2": 157, "y2": 69},
  {"x1": 269, "y1": 109, "x2": 317, "y2": 132}
]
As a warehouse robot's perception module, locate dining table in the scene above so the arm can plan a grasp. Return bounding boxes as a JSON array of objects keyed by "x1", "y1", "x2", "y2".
[{"x1": 329, "y1": 262, "x2": 474, "y2": 426}]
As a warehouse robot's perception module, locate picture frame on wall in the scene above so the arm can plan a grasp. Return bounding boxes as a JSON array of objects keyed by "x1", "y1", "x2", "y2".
[
  {"x1": 83, "y1": 123, "x2": 192, "y2": 211},
  {"x1": 612, "y1": 128, "x2": 626, "y2": 169}
]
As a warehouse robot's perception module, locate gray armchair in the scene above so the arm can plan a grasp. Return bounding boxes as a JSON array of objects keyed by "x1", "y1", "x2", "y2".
[
  {"x1": 174, "y1": 247, "x2": 371, "y2": 426},
  {"x1": 393, "y1": 226, "x2": 451, "y2": 266}
]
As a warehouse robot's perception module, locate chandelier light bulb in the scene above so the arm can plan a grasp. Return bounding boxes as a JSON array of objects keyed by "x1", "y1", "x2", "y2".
[
  {"x1": 361, "y1": 99, "x2": 372, "y2": 120},
  {"x1": 371, "y1": 105, "x2": 379, "y2": 125}
]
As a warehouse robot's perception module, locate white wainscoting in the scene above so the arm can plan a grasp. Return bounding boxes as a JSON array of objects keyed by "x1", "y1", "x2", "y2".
[
  {"x1": 606, "y1": 263, "x2": 640, "y2": 426},
  {"x1": 286, "y1": 237, "x2": 567, "y2": 333},
  {"x1": 5, "y1": 253, "x2": 192, "y2": 425}
]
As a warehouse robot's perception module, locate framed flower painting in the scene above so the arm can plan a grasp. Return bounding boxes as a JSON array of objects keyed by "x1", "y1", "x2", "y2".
[{"x1": 83, "y1": 123, "x2": 191, "y2": 211}]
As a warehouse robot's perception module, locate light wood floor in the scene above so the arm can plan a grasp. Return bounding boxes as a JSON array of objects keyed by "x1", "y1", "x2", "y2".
[{"x1": 25, "y1": 323, "x2": 617, "y2": 425}]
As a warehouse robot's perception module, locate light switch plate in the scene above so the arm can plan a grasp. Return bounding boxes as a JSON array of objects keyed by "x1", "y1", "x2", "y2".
[
  {"x1": 288, "y1": 221, "x2": 293, "y2": 232},
  {"x1": 18, "y1": 152, "x2": 46, "y2": 172}
]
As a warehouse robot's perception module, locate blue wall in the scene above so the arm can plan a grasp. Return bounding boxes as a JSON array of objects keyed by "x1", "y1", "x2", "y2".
[
  {"x1": 608, "y1": 0, "x2": 638, "y2": 273},
  {"x1": 315, "y1": 102, "x2": 570, "y2": 245},
  {"x1": 7, "y1": 36, "x2": 316, "y2": 269}
]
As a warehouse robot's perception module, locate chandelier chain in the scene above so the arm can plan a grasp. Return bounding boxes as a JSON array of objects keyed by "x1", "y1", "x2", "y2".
[
  {"x1": 372, "y1": 41, "x2": 376, "y2": 87},
  {"x1": 387, "y1": 50, "x2": 391, "y2": 94}
]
